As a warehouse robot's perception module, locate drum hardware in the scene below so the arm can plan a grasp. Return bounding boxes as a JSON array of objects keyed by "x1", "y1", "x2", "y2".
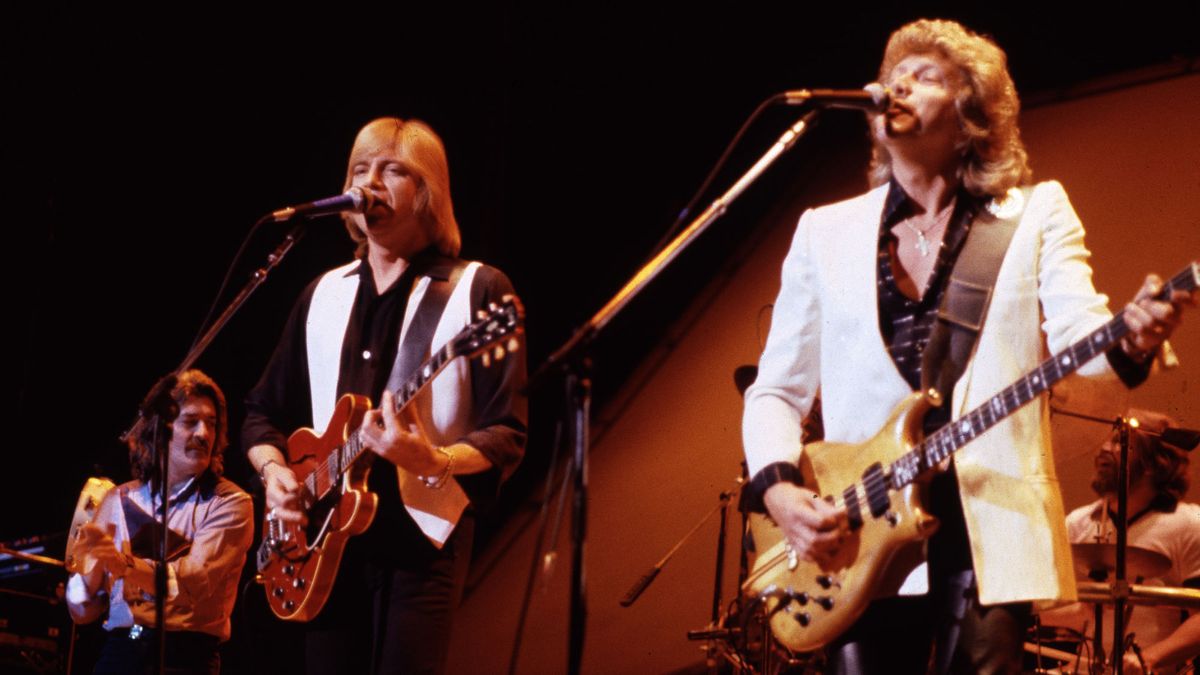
[
  {"x1": 1052, "y1": 408, "x2": 1156, "y2": 674},
  {"x1": 1076, "y1": 581, "x2": 1200, "y2": 610}
]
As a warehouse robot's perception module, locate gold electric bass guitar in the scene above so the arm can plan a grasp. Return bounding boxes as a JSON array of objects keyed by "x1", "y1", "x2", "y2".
[
  {"x1": 744, "y1": 261, "x2": 1198, "y2": 653},
  {"x1": 255, "y1": 296, "x2": 523, "y2": 621}
]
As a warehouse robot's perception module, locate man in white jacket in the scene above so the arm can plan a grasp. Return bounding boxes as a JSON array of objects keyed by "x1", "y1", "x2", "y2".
[{"x1": 741, "y1": 18, "x2": 1195, "y2": 674}]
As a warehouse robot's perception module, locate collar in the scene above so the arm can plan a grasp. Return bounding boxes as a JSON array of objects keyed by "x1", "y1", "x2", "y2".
[
  {"x1": 1089, "y1": 494, "x2": 1179, "y2": 525},
  {"x1": 352, "y1": 248, "x2": 459, "y2": 284},
  {"x1": 879, "y1": 179, "x2": 984, "y2": 256}
]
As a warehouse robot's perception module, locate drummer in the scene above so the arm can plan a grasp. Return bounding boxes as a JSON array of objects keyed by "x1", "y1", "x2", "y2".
[{"x1": 1047, "y1": 408, "x2": 1200, "y2": 673}]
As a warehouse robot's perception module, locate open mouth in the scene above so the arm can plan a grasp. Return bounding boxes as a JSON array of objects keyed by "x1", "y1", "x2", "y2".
[{"x1": 886, "y1": 101, "x2": 915, "y2": 118}]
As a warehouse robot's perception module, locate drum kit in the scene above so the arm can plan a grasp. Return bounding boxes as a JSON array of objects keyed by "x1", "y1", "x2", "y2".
[
  {"x1": 656, "y1": 378, "x2": 1198, "y2": 674},
  {"x1": 1025, "y1": 542, "x2": 1199, "y2": 674}
]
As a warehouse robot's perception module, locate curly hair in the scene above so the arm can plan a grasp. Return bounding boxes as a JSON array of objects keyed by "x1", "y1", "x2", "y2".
[
  {"x1": 869, "y1": 19, "x2": 1033, "y2": 199},
  {"x1": 127, "y1": 369, "x2": 229, "y2": 483},
  {"x1": 341, "y1": 117, "x2": 462, "y2": 259},
  {"x1": 1127, "y1": 409, "x2": 1191, "y2": 503}
]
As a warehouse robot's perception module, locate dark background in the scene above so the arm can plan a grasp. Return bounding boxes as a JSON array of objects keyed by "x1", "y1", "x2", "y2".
[{"x1": 4, "y1": 2, "x2": 1197, "y2": 642}]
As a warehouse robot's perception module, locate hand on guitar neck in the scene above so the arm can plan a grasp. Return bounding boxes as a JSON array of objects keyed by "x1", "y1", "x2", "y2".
[
  {"x1": 251, "y1": 391, "x2": 497, "y2": 528},
  {"x1": 764, "y1": 482, "x2": 850, "y2": 567},
  {"x1": 360, "y1": 390, "x2": 449, "y2": 477},
  {"x1": 1121, "y1": 273, "x2": 1197, "y2": 361}
]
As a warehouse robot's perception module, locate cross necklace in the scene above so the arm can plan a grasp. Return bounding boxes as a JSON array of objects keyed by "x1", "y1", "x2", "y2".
[{"x1": 900, "y1": 201, "x2": 955, "y2": 257}]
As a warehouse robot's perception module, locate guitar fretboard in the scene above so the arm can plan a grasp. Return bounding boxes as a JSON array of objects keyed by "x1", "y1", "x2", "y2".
[
  {"x1": 888, "y1": 262, "x2": 1198, "y2": 491},
  {"x1": 300, "y1": 342, "x2": 457, "y2": 504}
]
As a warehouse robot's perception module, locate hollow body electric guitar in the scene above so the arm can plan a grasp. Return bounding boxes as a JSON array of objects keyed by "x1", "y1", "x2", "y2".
[
  {"x1": 255, "y1": 296, "x2": 523, "y2": 621},
  {"x1": 744, "y1": 262, "x2": 1198, "y2": 653}
]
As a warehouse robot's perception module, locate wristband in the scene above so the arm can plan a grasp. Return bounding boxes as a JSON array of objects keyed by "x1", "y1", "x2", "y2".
[{"x1": 741, "y1": 462, "x2": 804, "y2": 514}]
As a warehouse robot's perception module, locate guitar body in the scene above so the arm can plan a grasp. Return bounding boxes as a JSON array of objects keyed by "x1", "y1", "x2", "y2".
[
  {"x1": 743, "y1": 391, "x2": 941, "y2": 653},
  {"x1": 251, "y1": 295, "x2": 524, "y2": 622},
  {"x1": 743, "y1": 262, "x2": 1198, "y2": 654},
  {"x1": 65, "y1": 477, "x2": 116, "y2": 574},
  {"x1": 256, "y1": 393, "x2": 378, "y2": 622}
]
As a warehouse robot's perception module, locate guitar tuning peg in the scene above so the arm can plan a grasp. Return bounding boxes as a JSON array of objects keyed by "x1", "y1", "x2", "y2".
[
  {"x1": 488, "y1": 302, "x2": 497, "y2": 311},
  {"x1": 477, "y1": 310, "x2": 487, "y2": 320},
  {"x1": 481, "y1": 352, "x2": 491, "y2": 368},
  {"x1": 507, "y1": 338, "x2": 519, "y2": 352},
  {"x1": 493, "y1": 345, "x2": 506, "y2": 360}
]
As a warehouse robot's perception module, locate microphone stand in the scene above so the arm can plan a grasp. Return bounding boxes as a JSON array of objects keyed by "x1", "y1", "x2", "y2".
[
  {"x1": 1051, "y1": 406, "x2": 1136, "y2": 674},
  {"x1": 528, "y1": 108, "x2": 820, "y2": 675},
  {"x1": 118, "y1": 218, "x2": 306, "y2": 674}
]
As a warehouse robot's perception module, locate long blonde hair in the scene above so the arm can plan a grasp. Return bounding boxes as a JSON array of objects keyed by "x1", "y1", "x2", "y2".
[
  {"x1": 869, "y1": 19, "x2": 1032, "y2": 199},
  {"x1": 341, "y1": 117, "x2": 462, "y2": 257}
]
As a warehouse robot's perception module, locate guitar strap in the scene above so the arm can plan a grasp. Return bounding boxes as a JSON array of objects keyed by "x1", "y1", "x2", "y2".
[
  {"x1": 385, "y1": 256, "x2": 475, "y2": 548},
  {"x1": 920, "y1": 186, "x2": 1031, "y2": 401},
  {"x1": 386, "y1": 257, "x2": 470, "y2": 393}
]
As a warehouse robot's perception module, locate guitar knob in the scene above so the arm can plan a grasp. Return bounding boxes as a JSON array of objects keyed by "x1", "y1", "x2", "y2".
[
  {"x1": 283, "y1": 565, "x2": 295, "y2": 576},
  {"x1": 816, "y1": 575, "x2": 833, "y2": 589},
  {"x1": 793, "y1": 592, "x2": 810, "y2": 605},
  {"x1": 815, "y1": 596, "x2": 834, "y2": 610},
  {"x1": 293, "y1": 578, "x2": 306, "y2": 590},
  {"x1": 885, "y1": 511, "x2": 900, "y2": 526},
  {"x1": 273, "y1": 586, "x2": 284, "y2": 598},
  {"x1": 794, "y1": 611, "x2": 811, "y2": 627},
  {"x1": 284, "y1": 600, "x2": 295, "y2": 612}
]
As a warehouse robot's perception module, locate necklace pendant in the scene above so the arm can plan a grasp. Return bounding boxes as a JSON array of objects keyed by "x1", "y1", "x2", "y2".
[{"x1": 915, "y1": 233, "x2": 930, "y2": 257}]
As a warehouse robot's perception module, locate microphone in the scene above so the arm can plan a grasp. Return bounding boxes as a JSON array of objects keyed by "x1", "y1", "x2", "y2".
[
  {"x1": 783, "y1": 83, "x2": 890, "y2": 112},
  {"x1": 270, "y1": 187, "x2": 374, "y2": 222}
]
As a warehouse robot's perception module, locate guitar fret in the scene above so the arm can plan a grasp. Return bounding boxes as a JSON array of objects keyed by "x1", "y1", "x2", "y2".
[
  {"x1": 1073, "y1": 337, "x2": 1093, "y2": 364},
  {"x1": 890, "y1": 452, "x2": 918, "y2": 488},
  {"x1": 967, "y1": 411, "x2": 984, "y2": 438},
  {"x1": 944, "y1": 432, "x2": 957, "y2": 461},
  {"x1": 924, "y1": 437, "x2": 941, "y2": 468}
]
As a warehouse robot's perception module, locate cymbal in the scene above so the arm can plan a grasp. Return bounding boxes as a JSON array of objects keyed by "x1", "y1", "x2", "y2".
[{"x1": 1071, "y1": 542, "x2": 1170, "y2": 580}]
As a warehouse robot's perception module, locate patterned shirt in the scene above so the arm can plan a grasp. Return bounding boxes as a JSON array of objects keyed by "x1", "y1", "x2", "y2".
[
  {"x1": 66, "y1": 475, "x2": 253, "y2": 640},
  {"x1": 876, "y1": 180, "x2": 983, "y2": 433}
]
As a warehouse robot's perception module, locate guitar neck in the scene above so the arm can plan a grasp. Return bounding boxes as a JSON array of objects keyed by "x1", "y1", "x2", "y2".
[
  {"x1": 889, "y1": 261, "x2": 1198, "y2": 490},
  {"x1": 303, "y1": 341, "x2": 458, "y2": 502}
]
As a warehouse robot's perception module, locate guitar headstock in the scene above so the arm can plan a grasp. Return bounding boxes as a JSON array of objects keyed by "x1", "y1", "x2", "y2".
[{"x1": 450, "y1": 294, "x2": 525, "y2": 365}]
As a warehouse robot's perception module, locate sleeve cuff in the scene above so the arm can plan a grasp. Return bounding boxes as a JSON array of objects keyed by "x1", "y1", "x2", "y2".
[
  {"x1": 1106, "y1": 345, "x2": 1154, "y2": 388},
  {"x1": 740, "y1": 462, "x2": 804, "y2": 514}
]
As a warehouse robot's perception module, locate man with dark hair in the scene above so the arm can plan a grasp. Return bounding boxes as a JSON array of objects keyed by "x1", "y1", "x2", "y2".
[
  {"x1": 741, "y1": 18, "x2": 1195, "y2": 674},
  {"x1": 243, "y1": 117, "x2": 527, "y2": 674},
  {"x1": 1057, "y1": 409, "x2": 1200, "y2": 673},
  {"x1": 66, "y1": 369, "x2": 254, "y2": 675}
]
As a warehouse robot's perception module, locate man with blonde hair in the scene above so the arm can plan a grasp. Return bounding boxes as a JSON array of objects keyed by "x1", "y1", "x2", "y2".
[
  {"x1": 244, "y1": 117, "x2": 527, "y2": 674},
  {"x1": 741, "y1": 19, "x2": 1195, "y2": 673}
]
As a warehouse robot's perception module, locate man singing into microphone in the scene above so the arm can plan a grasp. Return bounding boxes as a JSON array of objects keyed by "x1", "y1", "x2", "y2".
[
  {"x1": 741, "y1": 19, "x2": 1195, "y2": 673},
  {"x1": 243, "y1": 118, "x2": 527, "y2": 674}
]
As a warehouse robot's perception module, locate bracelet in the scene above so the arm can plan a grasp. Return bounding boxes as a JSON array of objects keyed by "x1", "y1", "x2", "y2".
[
  {"x1": 741, "y1": 462, "x2": 804, "y2": 514},
  {"x1": 420, "y1": 447, "x2": 454, "y2": 489},
  {"x1": 258, "y1": 458, "x2": 282, "y2": 486}
]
